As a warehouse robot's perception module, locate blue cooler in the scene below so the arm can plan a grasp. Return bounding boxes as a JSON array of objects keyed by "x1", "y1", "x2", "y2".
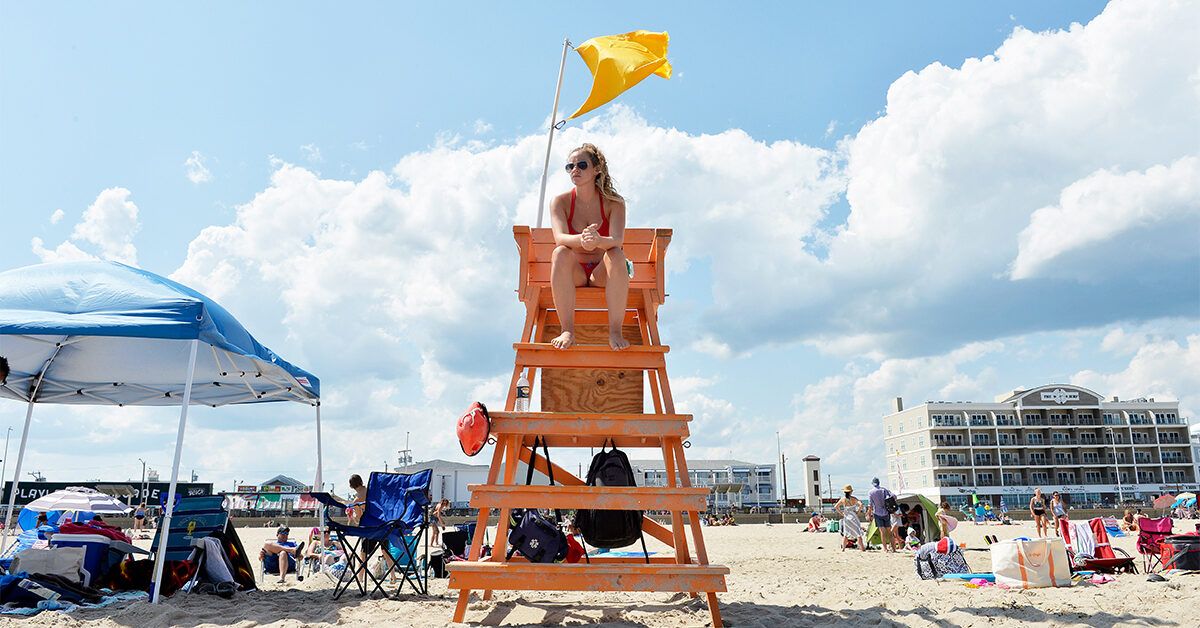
[{"x1": 49, "y1": 533, "x2": 111, "y2": 586}]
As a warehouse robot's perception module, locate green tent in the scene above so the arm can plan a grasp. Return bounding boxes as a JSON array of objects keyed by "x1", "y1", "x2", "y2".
[{"x1": 864, "y1": 493, "x2": 942, "y2": 547}]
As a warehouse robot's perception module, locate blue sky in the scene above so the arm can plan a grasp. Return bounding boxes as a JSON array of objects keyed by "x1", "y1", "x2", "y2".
[{"x1": 2, "y1": 0, "x2": 1197, "y2": 495}]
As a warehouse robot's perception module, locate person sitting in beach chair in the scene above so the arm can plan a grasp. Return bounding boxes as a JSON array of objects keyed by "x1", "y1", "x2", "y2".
[
  {"x1": 547, "y1": 143, "x2": 631, "y2": 351},
  {"x1": 260, "y1": 526, "x2": 305, "y2": 584}
]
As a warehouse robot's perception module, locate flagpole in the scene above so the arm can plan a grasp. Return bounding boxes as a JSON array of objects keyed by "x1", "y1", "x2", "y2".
[{"x1": 535, "y1": 37, "x2": 571, "y2": 229}]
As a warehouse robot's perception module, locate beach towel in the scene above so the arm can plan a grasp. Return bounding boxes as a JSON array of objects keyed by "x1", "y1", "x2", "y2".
[
  {"x1": 841, "y1": 505, "x2": 863, "y2": 539},
  {"x1": 1068, "y1": 521, "x2": 1096, "y2": 560}
]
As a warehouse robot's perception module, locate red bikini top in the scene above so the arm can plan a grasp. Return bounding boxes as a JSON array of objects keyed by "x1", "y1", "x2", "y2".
[{"x1": 567, "y1": 188, "x2": 609, "y2": 237}]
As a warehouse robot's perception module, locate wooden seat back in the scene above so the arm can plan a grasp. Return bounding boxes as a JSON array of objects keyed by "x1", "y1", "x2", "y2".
[{"x1": 514, "y1": 226, "x2": 671, "y2": 310}]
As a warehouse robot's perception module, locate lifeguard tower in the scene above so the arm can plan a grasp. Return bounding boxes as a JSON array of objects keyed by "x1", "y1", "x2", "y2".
[{"x1": 447, "y1": 226, "x2": 728, "y2": 626}]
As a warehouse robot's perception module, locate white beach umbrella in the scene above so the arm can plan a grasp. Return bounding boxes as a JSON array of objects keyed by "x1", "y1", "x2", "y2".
[{"x1": 25, "y1": 486, "x2": 132, "y2": 514}]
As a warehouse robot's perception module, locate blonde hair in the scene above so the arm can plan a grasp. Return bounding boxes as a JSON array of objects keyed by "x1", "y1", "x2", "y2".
[{"x1": 570, "y1": 143, "x2": 623, "y2": 203}]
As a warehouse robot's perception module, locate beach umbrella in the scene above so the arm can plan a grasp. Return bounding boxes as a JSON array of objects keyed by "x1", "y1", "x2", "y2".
[
  {"x1": 25, "y1": 486, "x2": 131, "y2": 514},
  {"x1": 1153, "y1": 494, "x2": 1176, "y2": 509},
  {"x1": 1173, "y1": 492, "x2": 1196, "y2": 508},
  {"x1": 0, "y1": 261, "x2": 322, "y2": 603}
]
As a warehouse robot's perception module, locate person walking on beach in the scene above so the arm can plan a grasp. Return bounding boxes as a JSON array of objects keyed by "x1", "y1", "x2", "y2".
[
  {"x1": 834, "y1": 484, "x2": 865, "y2": 551},
  {"x1": 1029, "y1": 488, "x2": 1049, "y2": 537},
  {"x1": 431, "y1": 499, "x2": 449, "y2": 546},
  {"x1": 133, "y1": 502, "x2": 147, "y2": 537},
  {"x1": 1050, "y1": 491, "x2": 1068, "y2": 536},
  {"x1": 936, "y1": 501, "x2": 958, "y2": 541},
  {"x1": 547, "y1": 143, "x2": 630, "y2": 351},
  {"x1": 867, "y1": 477, "x2": 897, "y2": 553}
]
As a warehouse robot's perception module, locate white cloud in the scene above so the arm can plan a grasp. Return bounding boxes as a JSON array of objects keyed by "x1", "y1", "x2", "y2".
[
  {"x1": 473, "y1": 119, "x2": 493, "y2": 135},
  {"x1": 49, "y1": 209, "x2": 64, "y2": 224},
  {"x1": 1010, "y1": 156, "x2": 1200, "y2": 280},
  {"x1": 1074, "y1": 332, "x2": 1200, "y2": 421},
  {"x1": 185, "y1": 150, "x2": 213, "y2": 184},
  {"x1": 33, "y1": 187, "x2": 141, "y2": 264},
  {"x1": 300, "y1": 144, "x2": 323, "y2": 163}
]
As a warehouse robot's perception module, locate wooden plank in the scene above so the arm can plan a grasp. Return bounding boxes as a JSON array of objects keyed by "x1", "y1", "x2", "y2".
[
  {"x1": 529, "y1": 241, "x2": 655, "y2": 263},
  {"x1": 534, "y1": 288, "x2": 652, "y2": 310},
  {"x1": 469, "y1": 485, "x2": 709, "y2": 511},
  {"x1": 514, "y1": 343, "x2": 668, "y2": 370},
  {"x1": 491, "y1": 412, "x2": 690, "y2": 436},
  {"x1": 528, "y1": 261, "x2": 658, "y2": 286},
  {"x1": 448, "y1": 562, "x2": 728, "y2": 594}
]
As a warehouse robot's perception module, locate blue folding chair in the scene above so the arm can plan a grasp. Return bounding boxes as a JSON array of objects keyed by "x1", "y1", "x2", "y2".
[{"x1": 313, "y1": 469, "x2": 431, "y2": 599}]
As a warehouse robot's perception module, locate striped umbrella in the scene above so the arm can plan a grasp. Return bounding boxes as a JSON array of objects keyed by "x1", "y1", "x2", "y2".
[{"x1": 24, "y1": 486, "x2": 132, "y2": 514}]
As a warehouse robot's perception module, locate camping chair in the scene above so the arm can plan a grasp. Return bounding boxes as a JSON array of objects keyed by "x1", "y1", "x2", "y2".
[
  {"x1": 150, "y1": 495, "x2": 257, "y2": 596},
  {"x1": 1063, "y1": 518, "x2": 1136, "y2": 574},
  {"x1": 313, "y1": 469, "x2": 432, "y2": 599},
  {"x1": 1135, "y1": 516, "x2": 1174, "y2": 573}
]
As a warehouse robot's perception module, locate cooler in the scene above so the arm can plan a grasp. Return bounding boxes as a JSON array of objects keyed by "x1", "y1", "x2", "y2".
[
  {"x1": 1160, "y1": 535, "x2": 1200, "y2": 571},
  {"x1": 49, "y1": 533, "x2": 110, "y2": 586}
]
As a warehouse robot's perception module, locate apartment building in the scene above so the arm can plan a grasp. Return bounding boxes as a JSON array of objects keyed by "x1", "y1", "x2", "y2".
[
  {"x1": 883, "y1": 384, "x2": 1196, "y2": 509},
  {"x1": 631, "y1": 459, "x2": 777, "y2": 511}
]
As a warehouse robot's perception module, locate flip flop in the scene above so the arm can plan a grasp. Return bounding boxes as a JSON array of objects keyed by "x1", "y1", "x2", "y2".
[{"x1": 215, "y1": 581, "x2": 237, "y2": 599}]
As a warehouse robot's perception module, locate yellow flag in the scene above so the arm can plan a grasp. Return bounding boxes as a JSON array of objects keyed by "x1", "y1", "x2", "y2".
[{"x1": 568, "y1": 30, "x2": 672, "y2": 120}]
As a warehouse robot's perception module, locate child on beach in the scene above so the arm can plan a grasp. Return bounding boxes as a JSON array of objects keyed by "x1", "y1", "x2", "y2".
[{"x1": 905, "y1": 528, "x2": 921, "y2": 549}]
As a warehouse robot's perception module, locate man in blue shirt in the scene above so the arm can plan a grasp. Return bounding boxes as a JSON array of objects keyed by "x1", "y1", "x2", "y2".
[{"x1": 867, "y1": 477, "x2": 896, "y2": 553}]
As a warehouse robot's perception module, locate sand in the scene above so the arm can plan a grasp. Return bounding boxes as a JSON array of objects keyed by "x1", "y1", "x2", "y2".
[{"x1": 4, "y1": 518, "x2": 1198, "y2": 627}]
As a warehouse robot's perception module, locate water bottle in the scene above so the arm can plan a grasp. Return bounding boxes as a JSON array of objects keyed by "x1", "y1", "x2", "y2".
[{"x1": 515, "y1": 373, "x2": 531, "y2": 413}]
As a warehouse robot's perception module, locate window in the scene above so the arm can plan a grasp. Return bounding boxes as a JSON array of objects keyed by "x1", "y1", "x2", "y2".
[
  {"x1": 919, "y1": 436, "x2": 926, "y2": 448},
  {"x1": 812, "y1": 469, "x2": 819, "y2": 482}
]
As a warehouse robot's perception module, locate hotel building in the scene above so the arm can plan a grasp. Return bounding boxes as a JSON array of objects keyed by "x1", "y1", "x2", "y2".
[
  {"x1": 632, "y1": 459, "x2": 778, "y2": 511},
  {"x1": 884, "y1": 384, "x2": 1197, "y2": 509}
]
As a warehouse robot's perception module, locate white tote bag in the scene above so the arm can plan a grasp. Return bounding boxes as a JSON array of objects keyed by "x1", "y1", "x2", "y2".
[{"x1": 991, "y1": 538, "x2": 1070, "y2": 588}]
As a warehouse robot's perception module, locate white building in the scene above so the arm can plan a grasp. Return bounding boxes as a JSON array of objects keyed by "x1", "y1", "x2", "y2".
[
  {"x1": 801, "y1": 455, "x2": 823, "y2": 512},
  {"x1": 883, "y1": 384, "x2": 1196, "y2": 509},
  {"x1": 631, "y1": 459, "x2": 778, "y2": 510},
  {"x1": 404, "y1": 459, "x2": 490, "y2": 509}
]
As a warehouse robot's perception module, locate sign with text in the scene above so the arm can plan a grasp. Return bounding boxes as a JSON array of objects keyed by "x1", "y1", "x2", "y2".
[
  {"x1": 1040, "y1": 389, "x2": 1080, "y2": 404},
  {"x1": 1, "y1": 481, "x2": 213, "y2": 507}
]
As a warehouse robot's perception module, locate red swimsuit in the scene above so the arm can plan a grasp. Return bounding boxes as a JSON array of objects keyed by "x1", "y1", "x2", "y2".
[{"x1": 568, "y1": 188, "x2": 609, "y2": 276}]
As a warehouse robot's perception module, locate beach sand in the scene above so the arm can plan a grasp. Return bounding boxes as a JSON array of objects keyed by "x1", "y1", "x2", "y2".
[{"x1": 5, "y1": 518, "x2": 1198, "y2": 627}]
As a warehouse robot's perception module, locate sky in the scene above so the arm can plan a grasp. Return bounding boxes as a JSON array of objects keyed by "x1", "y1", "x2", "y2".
[{"x1": 0, "y1": 0, "x2": 1197, "y2": 498}]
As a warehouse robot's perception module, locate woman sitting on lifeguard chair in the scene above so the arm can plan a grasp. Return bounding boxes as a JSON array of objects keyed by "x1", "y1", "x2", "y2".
[{"x1": 547, "y1": 143, "x2": 630, "y2": 351}]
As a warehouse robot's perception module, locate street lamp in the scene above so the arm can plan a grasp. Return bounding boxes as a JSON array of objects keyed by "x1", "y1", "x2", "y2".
[{"x1": 1105, "y1": 428, "x2": 1125, "y2": 504}]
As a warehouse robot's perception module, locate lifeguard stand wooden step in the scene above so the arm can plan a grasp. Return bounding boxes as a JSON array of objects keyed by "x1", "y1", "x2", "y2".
[{"x1": 448, "y1": 227, "x2": 727, "y2": 627}]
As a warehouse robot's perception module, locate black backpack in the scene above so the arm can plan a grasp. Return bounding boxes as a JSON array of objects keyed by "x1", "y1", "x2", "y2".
[
  {"x1": 884, "y1": 493, "x2": 899, "y2": 514},
  {"x1": 575, "y1": 441, "x2": 648, "y2": 559}
]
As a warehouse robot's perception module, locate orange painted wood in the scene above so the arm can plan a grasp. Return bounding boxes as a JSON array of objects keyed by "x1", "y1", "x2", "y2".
[
  {"x1": 534, "y1": 287, "x2": 652, "y2": 311},
  {"x1": 469, "y1": 485, "x2": 709, "y2": 511},
  {"x1": 545, "y1": 310, "x2": 640, "y2": 326},
  {"x1": 529, "y1": 241, "x2": 656, "y2": 262},
  {"x1": 502, "y1": 555, "x2": 698, "y2": 565},
  {"x1": 447, "y1": 562, "x2": 728, "y2": 594},
  {"x1": 540, "y1": 323, "x2": 644, "y2": 414},
  {"x1": 526, "y1": 261, "x2": 658, "y2": 286},
  {"x1": 490, "y1": 412, "x2": 690, "y2": 438},
  {"x1": 514, "y1": 343, "x2": 668, "y2": 370}
]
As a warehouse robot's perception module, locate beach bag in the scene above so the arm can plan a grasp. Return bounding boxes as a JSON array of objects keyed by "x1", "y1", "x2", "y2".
[
  {"x1": 10, "y1": 546, "x2": 85, "y2": 583},
  {"x1": 991, "y1": 537, "x2": 1069, "y2": 588},
  {"x1": 914, "y1": 539, "x2": 970, "y2": 580},
  {"x1": 506, "y1": 437, "x2": 568, "y2": 564},
  {"x1": 456, "y1": 401, "x2": 491, "y2": 456},
  {"x1": 884, "y1": 494, "x2": 899, "y2": 514},
  {"x1": 576, "y1": 440, "x2": 647, "y2": 553}
]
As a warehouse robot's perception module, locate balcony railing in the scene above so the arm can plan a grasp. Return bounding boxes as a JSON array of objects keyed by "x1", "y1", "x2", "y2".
[
  {"x1": 972, "y1": 439, "x2": 994, "y2": 446},
  {"x1": 1156, "y1": 417, "x2": 1187, "y2": 425},
  {"x1": 936, "y1": 459, "x2": 967, "y2": 467},
  {"x1": 939, "y1": 480, "x2": 966, "y2": 487}
]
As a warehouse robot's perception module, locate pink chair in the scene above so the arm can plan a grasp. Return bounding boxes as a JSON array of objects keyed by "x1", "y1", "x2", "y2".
[{"x1": 1136, "y1": 516, "x2": 1174, "y2": 573}]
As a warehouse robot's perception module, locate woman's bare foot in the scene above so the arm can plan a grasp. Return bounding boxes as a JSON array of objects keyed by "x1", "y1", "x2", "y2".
[
  {"x1": 609, "y1": 330, "x2": 630, "y2": 350},
  {"x1": 550, "y1": 331, "x2": 575, "y2": 349}
]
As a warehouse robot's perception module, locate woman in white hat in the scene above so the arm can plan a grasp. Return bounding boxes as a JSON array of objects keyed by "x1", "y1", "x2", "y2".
[{"x1": 834, "y1": 484, "x2": 866, "y2": 551}]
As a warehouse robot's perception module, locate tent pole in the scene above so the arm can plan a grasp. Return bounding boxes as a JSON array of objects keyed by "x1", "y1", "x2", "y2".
[
  {"x1": 0, "y1": 400, "x2": 37, "y2": 553},
  {"x1": 314, "y1": 402, "x2": 324, "y2": 525},
  {"x1": 0, "y1": 340, "x2": 66, "y2": 553},
  {"x1": 151, "y1": 339, "x2": 199, "y2": 604}
]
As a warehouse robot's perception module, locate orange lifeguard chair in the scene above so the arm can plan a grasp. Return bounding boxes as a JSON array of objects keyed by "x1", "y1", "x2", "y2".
[{"x1": 447, "y1": 226, "x2": 728, "y2": 626}]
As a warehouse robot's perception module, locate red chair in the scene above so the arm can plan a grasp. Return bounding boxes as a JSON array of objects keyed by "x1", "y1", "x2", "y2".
[{"x1": 1136, "y1": 516, "x2": 1174, "y2": 573}]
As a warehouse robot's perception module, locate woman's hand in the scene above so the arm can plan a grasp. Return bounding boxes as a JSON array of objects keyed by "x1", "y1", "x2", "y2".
[{"x1": 580, "y1": 224, "x2": 600, "y2": 251}]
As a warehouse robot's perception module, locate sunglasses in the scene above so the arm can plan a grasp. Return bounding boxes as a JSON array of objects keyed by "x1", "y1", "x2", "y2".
[{"x1": 564, "y1": 160, "x2": 590, "y2": 173}]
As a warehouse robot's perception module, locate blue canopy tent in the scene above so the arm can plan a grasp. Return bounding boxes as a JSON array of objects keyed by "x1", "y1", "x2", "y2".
[{"x1": 0, "y1": 261, "x2": 324, "y2": 603}]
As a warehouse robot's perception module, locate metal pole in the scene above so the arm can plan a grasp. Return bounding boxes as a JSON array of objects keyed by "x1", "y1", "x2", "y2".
[
  {"x1": 776, "y1": 432, "x2": 782, "y2": 509},
  {"x1": 1, "y1": 426, "x2": 10, "y2": 527},
  {"x1": 535, "y1": 37, "x2": 571, "y2": 229},
  {"x1": 1, "y1": 341, "x2": 64, "y2": 552},
  {"x1": 314, "y1": 403, "x2": 324, "y2": 528},
  {"x1": 151, "y1": 339, "x2": 199, "y2": 604}
]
